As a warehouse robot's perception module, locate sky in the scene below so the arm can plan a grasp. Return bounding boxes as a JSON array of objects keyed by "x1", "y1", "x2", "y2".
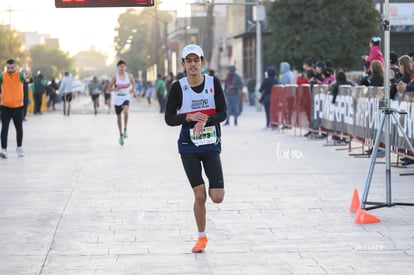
[{"x1": 0, "y1": 0, "x2": 190, "y2": 63}]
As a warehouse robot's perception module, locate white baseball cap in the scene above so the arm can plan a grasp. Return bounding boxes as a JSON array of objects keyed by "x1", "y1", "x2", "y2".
[{"x1": 181, "y1": 44, "x2": 204, "y2": 59}]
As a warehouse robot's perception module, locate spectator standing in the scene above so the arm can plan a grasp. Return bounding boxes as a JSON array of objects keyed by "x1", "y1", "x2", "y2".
[
  {"x1": 390, "y1": 55, "x2": 411, "y2": 99},
  {"x1": 247, "y1": 78, "x2": 256, "y2": 106},
  {"x1": 165, "y1": 72, "x2": 174, "y2": 95},
  {"x1": 224, "y1": 65, "x2": 243, "y2": 126},
  {"x1": 396, "y1": 54, "x2": 414, "y2": 92},
  {"x1": 279, "y1": 62, "x2": 295, "y2": 84},
  {"x1": 314, "y1": 61, "x2": 326, "y2": 83},
  {"x1": 259, "y1": 67, "x2": 278, "y2": 129},
  {"x1": 47, "y1": 79, "x2": 59, "y2": 111},
  {"x1": 33, "y1": 73, "x2": 46, "y2": 115},
  {"x1": 410, "y1": 53, "x2": 414, "y2": 80},
  {"x1": 318, "y1": 59, "x2": 334, "y2": 85},
  {"x1": 59, "y1": 72, "x2": 73, "y2": 116},
  {"x1": 389, "y1": 51, "x2": 401, "y2": 80},
  {"x1": 296, "y1": 58, "x2": 313, "y2": 85},
  {"x1": 0, "y1": 59, "x2": 25, "y2": 158},
  {"x1": 155, "y1": 74, "x2": 166, "y2": 113},
  {"x1": 359, "y1": 62, "x2": 371, "y2": 86},
  {"x1": 367, "y1": 60, "x2": 384, "y2": 87},
  {"x1": 330, "y1": 71, "x2": 354, "y2": 104},
  {"x1": 321, "y1": 69, "x2": 335, "y2": 85}
]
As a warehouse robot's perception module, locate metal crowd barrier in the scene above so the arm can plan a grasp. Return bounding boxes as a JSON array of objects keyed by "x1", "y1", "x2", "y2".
[{"x1": 269, "y1": 84, "x2": 414, "y2": 154}]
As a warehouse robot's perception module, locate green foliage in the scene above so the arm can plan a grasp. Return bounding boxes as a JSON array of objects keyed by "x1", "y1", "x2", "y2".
[
  {"x1": 114, "y1": 7, "x2": 172, "y2": 78},
  {"x1": 29, "y1": 45, "x2": 74, "y2": 80},
  {"x1": 0, "y1": 25, "x2": 25, "y2": 67},
  {"x1": 75, "y1": 49, "x2": 109, "y2": 79},
  {"x1": 266, "y1": 0, "x2": 381, "y2": 70}
]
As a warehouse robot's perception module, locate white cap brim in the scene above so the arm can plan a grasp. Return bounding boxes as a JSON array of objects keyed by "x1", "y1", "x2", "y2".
[{"x1": 181, "y1": 44, "x2": 204, "y2": 59}]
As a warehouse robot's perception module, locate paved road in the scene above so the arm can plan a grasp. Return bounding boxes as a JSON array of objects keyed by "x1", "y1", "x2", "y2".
[{"x1": 1, "y1": 96, "x2": 414, "y2": 274}]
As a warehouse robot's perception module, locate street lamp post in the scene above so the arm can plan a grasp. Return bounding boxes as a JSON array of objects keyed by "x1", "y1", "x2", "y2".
[{"x1": 253, "y1": 4, "x2": 265, "y2": 111}]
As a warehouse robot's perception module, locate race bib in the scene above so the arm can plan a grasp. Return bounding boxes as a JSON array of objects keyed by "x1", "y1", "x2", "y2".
[{"x1": 190, "y1": 126, "x2": 217, "y2": 147}]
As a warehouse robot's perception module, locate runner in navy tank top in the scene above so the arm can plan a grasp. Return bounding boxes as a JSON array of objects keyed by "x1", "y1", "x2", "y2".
[{"x1": 165, "y1": 44, "x2": 227, "y2": 253}]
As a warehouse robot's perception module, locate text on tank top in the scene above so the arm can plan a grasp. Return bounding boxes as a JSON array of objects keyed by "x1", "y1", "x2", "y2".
[
  {"x1": 177, "y1": 75, "x2": 216, "y2": 115},
  {"x1": 177, "y1": 75, "x2": 217, "y2": 146},
  {"x1": 115, "y1": 72, "x2": 130, "y2": 96}
]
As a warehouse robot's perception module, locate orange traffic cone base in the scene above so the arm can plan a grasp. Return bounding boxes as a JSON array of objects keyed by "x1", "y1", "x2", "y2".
[{"x1": 355, "y1": 209, "x2": 381, "y2": 224}]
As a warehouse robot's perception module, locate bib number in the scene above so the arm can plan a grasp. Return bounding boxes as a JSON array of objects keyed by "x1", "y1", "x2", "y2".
[{"x1": 190, "y1": 126, "x2": 217, "y2": 147}]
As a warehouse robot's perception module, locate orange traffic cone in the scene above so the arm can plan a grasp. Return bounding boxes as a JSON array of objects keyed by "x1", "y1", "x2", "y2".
[
  {"x1": 349, "y1": 188, "x2": 360, "y2": 213},
  {"x1": 355, "y1": 209, "x2": 381, "y2": 224}
]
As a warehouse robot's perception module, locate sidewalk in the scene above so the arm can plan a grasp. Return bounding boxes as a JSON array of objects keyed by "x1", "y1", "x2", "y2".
[{"x1": 1, "y1": 98, "x2": 414, "y2": 274}]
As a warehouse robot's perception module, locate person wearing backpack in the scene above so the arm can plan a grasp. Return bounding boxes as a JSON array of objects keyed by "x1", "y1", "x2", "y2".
[{"x1": 33, "y1": 73, "x2": 46, "y2": 114}]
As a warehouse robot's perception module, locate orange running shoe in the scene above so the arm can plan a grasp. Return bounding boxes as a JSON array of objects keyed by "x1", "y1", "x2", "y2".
[{"x1": 192, "y1": 236, "x2": 208, "y2": 253}]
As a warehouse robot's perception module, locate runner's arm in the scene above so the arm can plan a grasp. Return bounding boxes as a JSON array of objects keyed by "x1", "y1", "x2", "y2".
[
  {"x1": 165, "y1": 81, "x2": 186, "y2": 126},
  {"x1": 108, "y1": 76, "x2": 116, "y2": 91},
  {"x1": 129, "y1": 73, "x2": 135, "y2": 92}
]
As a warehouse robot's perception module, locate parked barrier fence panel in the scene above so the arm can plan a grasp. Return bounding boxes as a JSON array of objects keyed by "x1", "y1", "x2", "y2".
[
  {"x1": 313, "y1": 85, "x2": 333, "y2": 132},
  {"x1": 270, "y1": 85, "x2": 285, "y2": 126},
  {"x1": 334, "y1": 85, "x2": 352, "y2": 135},
  {"x1": 392, "y1": 88, "x2": 414, "y2": 151},
  {"x1": 268, "y1": 84, "x2": 414, "y2": 154},
  {"x1": 284, "y1": 84, "x2": 297, "y2": 128},
  {"x1": 295, "y1": 84, "x2": 312, "y2": 129}
]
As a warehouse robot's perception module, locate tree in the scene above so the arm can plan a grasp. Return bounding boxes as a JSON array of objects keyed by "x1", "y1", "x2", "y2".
[
  {"x1": 29, "y1": 45, "x2": 74, "y2": 80},
  {"x1": 0, "y1": 25, "x2": 25, "y2": 66},
  {"x1": 75, "y1": 48, "x2": 109, "y2": 79},
  {"x1": 266, "y1": 0, "x2": 381, "y2": 70},
  {"x1": 114, "y1": 8, "x2": 147, "y2": 78},
  {"x1": 114, "y1": 4, "x2": 171, "y2": 79}
]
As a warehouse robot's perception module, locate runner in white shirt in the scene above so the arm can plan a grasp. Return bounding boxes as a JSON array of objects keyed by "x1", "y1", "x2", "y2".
[{"x1": 108, "y1": 60, "x2": 135, "y2": 145}]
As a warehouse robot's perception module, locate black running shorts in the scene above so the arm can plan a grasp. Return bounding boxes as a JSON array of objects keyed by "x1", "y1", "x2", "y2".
[
  {"x1": 114, "y1": 100, "x2": 130, "y2": 115},
  {"x1": 180, "y1": 151, "x2": 224, "y2": 189},
  {"x1": 62, "y1": 93, "x2": 73, "y2": 102}
]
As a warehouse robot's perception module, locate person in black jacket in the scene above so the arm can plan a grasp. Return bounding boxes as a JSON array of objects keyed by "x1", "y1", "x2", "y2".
[
  {"x1": 259, "y1": 67, "x2": 278, "y2": 129},
  {"x1": 330, "y1": 71, "x2": 353, "y2": 104},
  {"x1": 33, "y1": 73, "x2": 46, "y2": 114},
  {"x1": 47, "y1": 79, "x2": 59, "y2": 111}
]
